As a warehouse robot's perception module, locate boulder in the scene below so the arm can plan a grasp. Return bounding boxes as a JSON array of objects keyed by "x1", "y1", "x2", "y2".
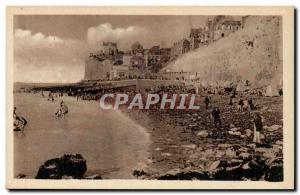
[
  {"x1": 133, "y1": 169, "x2": 148, "y2": 177},
  {"x1": 225, "y1": 148, "x2": 236, "y2": 157},
  {"x1": 161, "y1": 152, "x2": 172, "y2": 157},
  {"x1": 213, "y1": 156, "x2": 269, "y2": 181},
  {"x1": 197, "y1": 130, "x2": 209, "y2": 138},
  {"x1": 265, "y1": 158, "x2": 283, "y2": 182},
  {"x1": 275, "y1": 140, "x2": 283, "y2": 145},
  {"x1": 230, "y1": 127, "x2": 240, "y2": 131},
  {"x1": 268, "y1": 125, "x2": 281, "y2": 131},
  {"x1": 35, "y1": 153, "x2": 87, "y2": 179},
  {"x1": 239, "y1": 152, "x2": 250, "y2": 159},
  {"x1": 245, "y1": 129, "x2": 252, "y2": 137},
  {"x1": 208, "y1": 160, "x2": 220, "y2": 171},
  {"x1": 228, "y1": 131, "x2": 241, "y2": 136}
]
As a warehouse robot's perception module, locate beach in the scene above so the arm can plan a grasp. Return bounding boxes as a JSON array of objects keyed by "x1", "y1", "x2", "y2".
[{"x1": 13, "y1": 93, "x2": 151, "y2": 179}]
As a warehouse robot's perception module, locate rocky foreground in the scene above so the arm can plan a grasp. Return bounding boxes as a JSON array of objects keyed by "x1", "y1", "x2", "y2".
[
  {"x1": 128, "y1": 95, "x2": 283, "y2": 181},
  {"x1": 33, "y1": 154, "x2": 102, "y2": 179}
]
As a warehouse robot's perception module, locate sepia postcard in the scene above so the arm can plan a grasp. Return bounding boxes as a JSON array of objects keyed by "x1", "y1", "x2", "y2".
[{"x1": 6, "y1": 6, "x2": 294, "y2": 190}]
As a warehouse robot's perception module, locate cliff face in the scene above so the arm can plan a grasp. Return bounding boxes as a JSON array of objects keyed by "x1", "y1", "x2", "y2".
[
  {"x1": 164, "y1": 16, "x2": 282, "y2": 87},
  {"x1": 84, "y1": 57, "x2": 113, "y2": 80}
]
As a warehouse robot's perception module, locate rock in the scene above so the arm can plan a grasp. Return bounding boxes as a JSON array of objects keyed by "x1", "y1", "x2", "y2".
[
  {"x1": 161, "y1": 152, "x2": 172, "y2": 157},
  {"x1": 215, "y1": 150, "x2": 225, "y2": 158},
  {"x1": 230, "y1": 127, "x2": 240, "y2": 131},
  {"x1": 214, "y1": 156, "x2": 269, "y2": 181},
  {"x1": 245, "y1": 129, "x2": 252, "y2": 137},
  {"x1": 239, "y1": 152, "x2": 250, "y2": 159},
  {"x1": 225, "y1": 148, "x2": 236, "y2": 157},
  {"x1": 35, "y1": 153, "x2": 87, "y2": 179},
  {"x1": 155, "y1": 147, "x2": 162, "y2": 151},
  {"x1": 265, "y1": 158, "x2": 283, "y2": 182},
  {"x1": 209, "y1": 160, "x2": 220, "y2": 171},
  {"x1": 262, "y1": 150, "x2": 276, "y2": 159},
  {"x1": 235, "y1": 131, "x2": 242, "y2": 136},
  {"x1": 197, "y1": 130, "x2": 209, "y2": 138},
  {"x1": 218, "y1": 144, "x2": 231, "y2": 148},
  {"x1": 203, "y1": 149, "x2": 214, "y2": 155},
  {"x1": 245, "y1": 156, "x2": 269, "y2": 180},
  {"x1": 265, "y1": 165, "x2": 283, "y2": 182},
  {"x1": 247, "y1": 143, "x2": 256, "y2": 148},
  {"x1": 228, "y1": 131, "x2": 241, "y2": 136},
  {"x1": 275, "y1": 140, "x2": 283, "y2": 145},
  {"x1": 272, "y1": 145, "x2": 282, "y2": 152},
  {"x1": 133, "y1": 170, "x2": 148, "y2": 177},
  {"x1": 242, "y1": 162, "x2": 252, "y2": 171},
  {"x1": 268, "y1": 125, "x2": 280, "y2": 131}
]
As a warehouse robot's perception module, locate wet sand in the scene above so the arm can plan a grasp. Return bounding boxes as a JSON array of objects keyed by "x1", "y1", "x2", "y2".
[{"x1": 13, "y1": 93, "x2": 151, "y2": 179}]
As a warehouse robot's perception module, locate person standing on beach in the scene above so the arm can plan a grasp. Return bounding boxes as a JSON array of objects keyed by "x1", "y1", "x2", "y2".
[
  {"x1": 204, "y1": 96, "x2": 210, "y2": 110},
  {"x1": 48, "y1": 91, "x2": 54, "y2": 102},
  {"x1": 238, "y1": 97, "x2": 244, "y2": 112},
  {"x1": 212, "y1": 107, "x2": 222, "y2": 129},
  {"x1": 248, "y1": 98, "x2": 254, "y2": 110},
  {"x1": 253, "y1": 112, "x2": 263, "y2": 144}
]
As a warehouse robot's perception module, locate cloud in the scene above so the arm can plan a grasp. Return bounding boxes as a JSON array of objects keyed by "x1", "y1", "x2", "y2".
[
  {"x1": 87, "y1": 23, "x2": 149, "y2": 50},
  {"x1": 14, "y1": 23, "x2": 157, "y2": 83},
  {"x1": 14, "y1": 29, "x2": 88, "y2": 83},
  {"x1": 15, "y1": 29, "x2": 64, "y2": 44}
]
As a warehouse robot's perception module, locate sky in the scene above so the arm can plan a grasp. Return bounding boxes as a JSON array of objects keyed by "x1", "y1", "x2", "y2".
[{"x1": 14, "y1": 15, "x2": 212, "y2": 83}]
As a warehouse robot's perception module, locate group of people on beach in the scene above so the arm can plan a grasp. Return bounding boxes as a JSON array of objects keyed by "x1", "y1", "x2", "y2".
[
  {"x1": 204, "y1": 94, "x2": 262, "y2": 144},
  {"x1": 14, "y1": 91, "x2": 69, "y2": 132}
]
